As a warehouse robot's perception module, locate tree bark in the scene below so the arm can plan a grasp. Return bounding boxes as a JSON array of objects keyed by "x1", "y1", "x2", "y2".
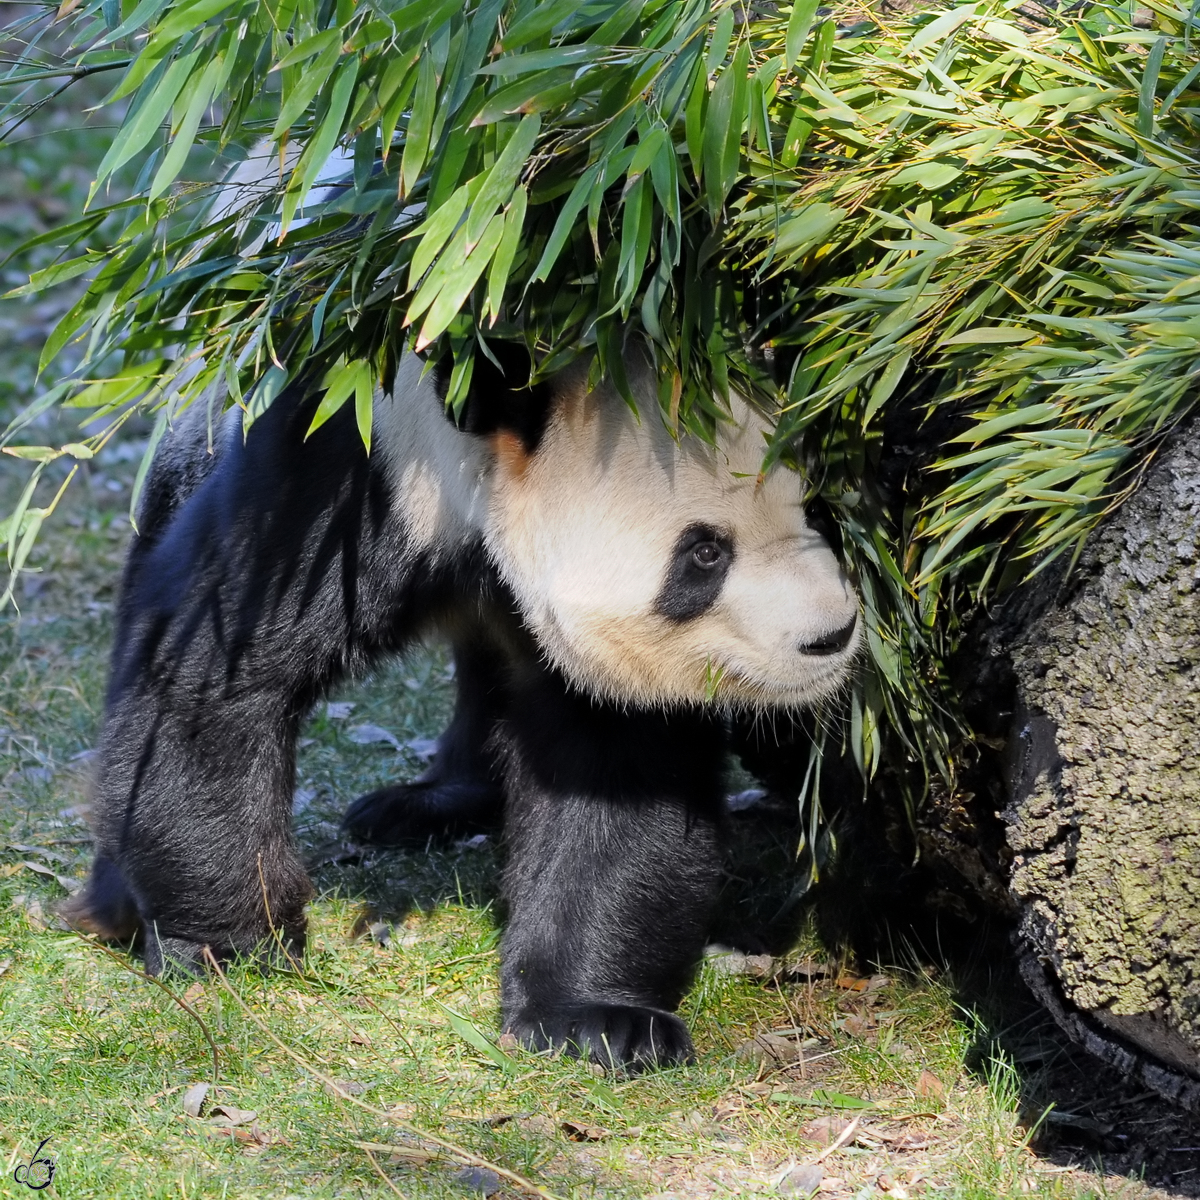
[{"x1": 1002, "y1": 423, "x2": 1200, "y2": 1109}]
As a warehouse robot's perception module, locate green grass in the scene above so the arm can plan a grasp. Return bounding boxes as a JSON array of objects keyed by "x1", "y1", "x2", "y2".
[{"x1": 0, "y1": 460, "x2": 1152, "y2": 1200}]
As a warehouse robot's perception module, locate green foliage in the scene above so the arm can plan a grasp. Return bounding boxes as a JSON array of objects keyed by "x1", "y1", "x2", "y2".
[{"x1": 2, "y1": 0, "x2": 1200, "y2": 809}]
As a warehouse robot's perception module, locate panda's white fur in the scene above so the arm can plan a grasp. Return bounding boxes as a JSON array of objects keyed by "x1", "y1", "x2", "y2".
[{"x1": 375, "y1": 352, "x2": 859, "y2": 710}]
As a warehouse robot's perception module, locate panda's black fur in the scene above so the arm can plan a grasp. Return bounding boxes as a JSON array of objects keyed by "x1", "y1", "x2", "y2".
[{"x1": 65, "y1": 348, "x2": 771, "y2": 1067}]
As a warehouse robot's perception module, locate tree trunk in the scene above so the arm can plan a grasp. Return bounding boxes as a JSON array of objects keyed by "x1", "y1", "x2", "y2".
[{"x1": 1002, "y1": 423, "x2": 1200, "y2": 1109}]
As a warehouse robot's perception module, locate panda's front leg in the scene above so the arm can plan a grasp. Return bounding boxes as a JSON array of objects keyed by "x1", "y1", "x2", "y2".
[{"x1": 496, "y1": 666, "x2": 725, "y2": 1070}]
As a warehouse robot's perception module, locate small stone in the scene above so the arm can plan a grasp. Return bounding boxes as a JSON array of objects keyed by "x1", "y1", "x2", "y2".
[
  {"x1": 777, "y1": 1163, "x2": 824, "y2": 1196},
  {"x1": 451, "y1": 1166, "x2": 501, "y2": 1195}
]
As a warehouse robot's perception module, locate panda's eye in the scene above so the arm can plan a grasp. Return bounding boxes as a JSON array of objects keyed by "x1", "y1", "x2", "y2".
[{"x1": 654, "y1": 524, "x2": 735, "y2": 623}]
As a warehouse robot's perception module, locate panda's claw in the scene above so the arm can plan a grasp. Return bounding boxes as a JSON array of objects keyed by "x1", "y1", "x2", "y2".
[
  {"x1": 505, "y1": 1002, "x2": 695, "y2": 1071},
  {"x1": 341, "y1": 780, "x2": 503, "y2": 845}
]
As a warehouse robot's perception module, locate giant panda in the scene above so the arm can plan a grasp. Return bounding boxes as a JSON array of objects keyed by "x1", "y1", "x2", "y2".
[{"x1": 62, "y1": 344, "x2": 861, "y2": 1068}]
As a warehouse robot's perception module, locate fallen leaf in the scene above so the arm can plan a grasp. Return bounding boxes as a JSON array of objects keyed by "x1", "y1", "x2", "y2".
[
  {"x1": 916, "y1": 1071, "x2": 945, "y2": 1101},
  {"x1": 736, "y1": 1030, "x2": 821, "y2": 1064},
  {"x1": 404, "y1": 736, "x2": 438, "y2": 760},
  {"x1": 211, "y1": 1123, "x2": 272, "y2": 1150},
  {"x1": 561, "y1": 1120, "x2": 610, "y2": 1142},
  {"x1": 8, "y1": 843, "x2": 71, "y2": 863},
  {"x1": 326, "y1": 1079, "x2": 369, "y2": 1096},
  {"x1": 325, "y1": 701, "x2": 356, "y2": 719},
  {"x1": 346, "y1": 723, "x2": 403, "y2": 750},
  {"x1": 712, "y1": 1095, "x2": 746, "y2": 1121},
  {"x1": 352, "y1": 1138, "x2": 436, "y2": 1163},
  {"x1": 835, "y1": 972, "x2": 870, "y2": 991},
  {"x1": 705, "y1": 947, "x2": 777, "y2": 978},
  {"x1": 786, "y1": 959, "x2": 834, "y2": 982},
  {"x1": 17, "y1": 861, "x2": 79, "y2": 893},
  {"x1": 14, "y1": 897, "x2": 48, "y2": 929},
  {"x1": 727, "y1": 786, "x2": 769, "y2": 812},
  {"x1": 181, "y1": 982, "x2": 205, "y2": 1006},
  {"x1": 209, "y1": 1104, "x2": 258, "y2": 1126},
  {"x1": 873, "y1": 1127, "x2": 934, "y2": 1151},
  {"x1": 841, "y1": 1013, "x2": 873, "y2": 1037},
  {"x1": 814, "y1": 1113, "x2": 864, "y2": 1163},
  {"x1": 804, "y1": 1116, "x2": 852, "y2": 1146},
  {"x1": 0, "y1": 958, "x2": 10, "y2": 978},
  {"x1": 182, "y1": 1082, "x2": 210, "y2": 1118}
]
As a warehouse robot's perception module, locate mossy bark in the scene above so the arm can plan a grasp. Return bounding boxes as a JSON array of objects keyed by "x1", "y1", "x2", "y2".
[{"x1": 1004, "y1": 425, "x2": 1200, "y2": 1108}]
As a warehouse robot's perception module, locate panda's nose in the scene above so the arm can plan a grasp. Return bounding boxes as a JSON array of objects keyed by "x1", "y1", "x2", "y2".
[{"x1": 798, "y1": 614, "x2": 858, "y2": 656}]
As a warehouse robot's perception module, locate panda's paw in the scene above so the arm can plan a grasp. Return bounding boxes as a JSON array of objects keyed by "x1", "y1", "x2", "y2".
[
  {"x1": 505, "y1": 1002, "x2": 695, "y2": 1071},
  {"x1": 341, "y1": 780, "x2": 502, "y2": 845}
]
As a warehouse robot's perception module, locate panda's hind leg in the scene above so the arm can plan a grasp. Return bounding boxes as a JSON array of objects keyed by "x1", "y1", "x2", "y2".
[
  {"x1": 342, "y1": 632, "x2": 506, "y2": 845},
  {"x1": 496, "y1": 666, "x2": 725, "y2": 1071}
]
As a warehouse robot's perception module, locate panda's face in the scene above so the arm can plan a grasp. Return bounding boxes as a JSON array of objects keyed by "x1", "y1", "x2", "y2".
[{"x1": 483, "y1": 368, "x2": 860, "y2": 710}]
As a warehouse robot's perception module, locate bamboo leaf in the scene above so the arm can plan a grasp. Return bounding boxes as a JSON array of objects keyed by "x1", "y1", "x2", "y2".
[
  {"x1": 486, "y1": 185, "x2": 527, "y2": 320},
  {"x1": 400, "y1": 52, "x2": 437, "y2": 200},
  {"x1": 416, "y1": 211, "x2": 507, "y2": 349},
  {"x1": 95, "y1": 48, "x2": 200, "y2": 185},
  {"x1": 465, "y1": 114, "x2": 539, "y2": 243},
  {"x1": 785, "y1": 0, "x2": 820, "y2": 68},
  {"x1": 306, "y1": 358, "x2": 361, "y2": 439},
  {"x1": 284, "y1": 54, "x2": 360, "y2": 229},
  {"x1": 410, "y1": 185, "x2": 472, "y2": 284},
  {"x1": 271, "y1": 41, "x2": 341, "y2": 138},
  {"x1": 149, "y1": 51, "x2": 226, "y2": 199},
  {"x1": 355, "y1": 362, "x2": 374, "y2": 454}
]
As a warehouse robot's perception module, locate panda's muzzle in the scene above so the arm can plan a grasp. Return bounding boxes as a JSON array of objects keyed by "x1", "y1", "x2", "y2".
[{"x1": 798, "y1": 614, "x2": 858, "y2": 656}]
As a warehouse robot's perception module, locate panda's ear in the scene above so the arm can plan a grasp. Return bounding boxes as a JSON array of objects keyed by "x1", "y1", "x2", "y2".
[{"x1": 434, "y1": 341, "x2": 554, "y2": 454}]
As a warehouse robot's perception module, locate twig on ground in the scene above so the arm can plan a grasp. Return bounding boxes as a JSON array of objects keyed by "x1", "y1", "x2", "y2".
[
  {"x1": 361, "y1": 1144, "x2": 408, "y2": 1196},
  {"x1": 201, "y1": 947, "x2": 564, "y2": 1200},
  {"x1": 84, "y1": 935, "x2": 220, "y2": 1081},
  {"x1": 815, "y1": 1113, "x2": 863, "y2": 1163}
]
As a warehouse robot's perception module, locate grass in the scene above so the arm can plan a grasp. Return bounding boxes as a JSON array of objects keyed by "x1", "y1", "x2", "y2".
[{"x1": 0, "y1": 452, "x2": 1167, "y2": 1200}]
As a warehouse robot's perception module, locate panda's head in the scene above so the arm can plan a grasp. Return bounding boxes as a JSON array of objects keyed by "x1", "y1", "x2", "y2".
[{"x1": 458, "y1": 353, "x2": 860, "y2": 711}]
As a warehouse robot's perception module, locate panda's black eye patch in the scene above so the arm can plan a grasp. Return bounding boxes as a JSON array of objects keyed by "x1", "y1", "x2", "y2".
[{"x1": 654, "y1": 524, "x2": 735, "y2": 624}]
